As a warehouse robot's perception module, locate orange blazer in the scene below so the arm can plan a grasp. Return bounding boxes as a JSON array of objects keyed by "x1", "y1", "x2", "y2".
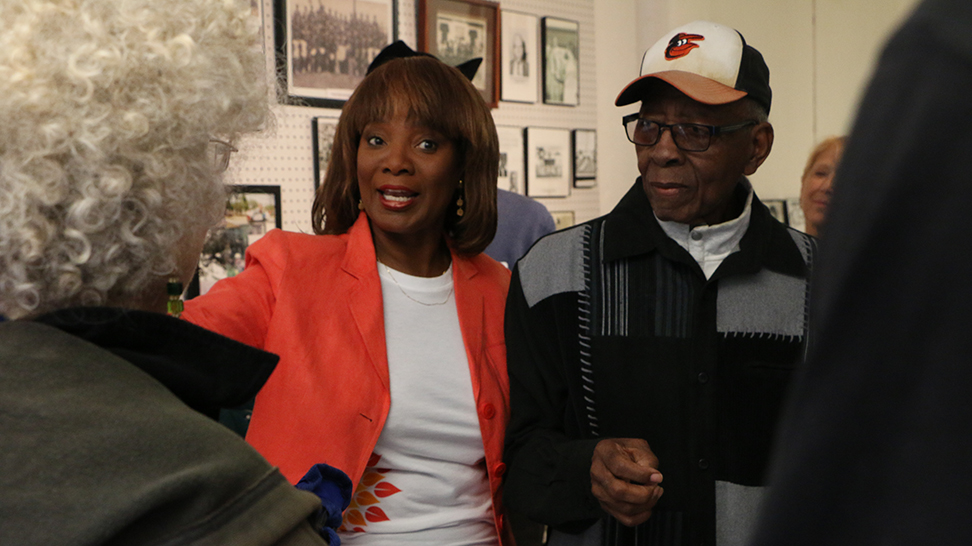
[{"x1": 183, "y1": 214, "x2": 513, "y2": 542}]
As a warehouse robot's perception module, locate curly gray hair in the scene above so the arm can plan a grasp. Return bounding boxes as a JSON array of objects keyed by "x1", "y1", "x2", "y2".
[{"x1": 0, "y1": 0, "x2": 270, "y2": 319}]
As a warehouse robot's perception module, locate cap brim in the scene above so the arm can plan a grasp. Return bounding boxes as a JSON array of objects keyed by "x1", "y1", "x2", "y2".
[{"x1": 615, "y1": 71, "x2": 748, "y2": 106}]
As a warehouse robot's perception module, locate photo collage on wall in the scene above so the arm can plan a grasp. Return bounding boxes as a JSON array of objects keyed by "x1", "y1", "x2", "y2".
[{"x1": 258, "y1": 0, "x2": 600, "y2": 248}]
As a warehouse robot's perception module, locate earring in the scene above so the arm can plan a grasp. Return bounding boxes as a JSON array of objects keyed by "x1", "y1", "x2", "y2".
[
  {"x1": 456, "y1": 180, "x2": 464, "y2": 217},
  {"x1": 166, "y1": 277, "x2": 184, "y2": 318},
  {"x1": 358, "y1": 199, "x2": 364, "y2": 211}
]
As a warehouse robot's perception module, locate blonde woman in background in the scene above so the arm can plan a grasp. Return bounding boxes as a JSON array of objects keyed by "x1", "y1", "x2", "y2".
[
  {"x1": 800, "y1": 136, "x2": 846, "y2": 237},
  {"x1": 0, "y1": 0, "x2": 328, "y2": 544}
]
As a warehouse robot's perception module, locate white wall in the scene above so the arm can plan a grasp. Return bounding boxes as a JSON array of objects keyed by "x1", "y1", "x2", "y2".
[
  {"x1": 234, "y1": 0, "x2": 922, "y2": 229},
  {"x1": 594, "y1": 1, "x2": 641, "y2": 213},
  {"x1": 593, "y1": 0, "x2": 921, "y2": 215}
]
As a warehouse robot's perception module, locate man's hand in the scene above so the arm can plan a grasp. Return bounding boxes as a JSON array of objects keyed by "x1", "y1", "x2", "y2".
[{"x1": 590, "y1": 438, "x2": 664, "y2": 527}]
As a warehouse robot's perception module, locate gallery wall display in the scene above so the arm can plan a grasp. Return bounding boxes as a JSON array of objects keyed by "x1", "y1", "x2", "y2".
[
  {"x1": 496, "y1": 126, "x2": 526, "y2": 195},
  {"x1": 418, "y1": 0, "x2": 500, "y2": 108},
  {"x1": 526, "y1": 127, "x2": 571, "y2": 198},
  {"x1": 572, "y1": 128, "x2": 596, "y2": 187},
  {"x1": 185, "y1": 185, "x2": 283, "y2": 299},
  {"x1": 312, "y1": 117, "x2": 339, "y2": 190},
  {"x1": 551, "y1": 210, "x2": 575, "y2": 230},
  {"x1": 541, "y1": 16, "x2": 579, "y2": 106},
  {"x1": 500, "y1": 10, "x2": 538, "y2": 103},
  {"x1": 275, "y1": 0, "x2": 396, "y2": 108}
]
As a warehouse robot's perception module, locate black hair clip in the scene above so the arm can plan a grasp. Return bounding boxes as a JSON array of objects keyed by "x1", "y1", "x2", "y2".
[{"x1": 366, "y1": 40, "x2": 481, "y2": 81}]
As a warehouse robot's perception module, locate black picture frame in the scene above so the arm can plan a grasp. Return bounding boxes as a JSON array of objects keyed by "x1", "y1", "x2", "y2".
[
  {"x1": 312, "y1": 116, "x2": 339, "y2": 190},
  {"x1": 274, "y1": 0, "x2": 397, "y2": 109},
  {"x1": 764, "y1": 199, "x2": 790, "y2": 226},
  {"x1": 572, "y1": 128, "x2": 596, "y2": 187},
  {"x1": 541, "y1": 16, "x2": 579, "y2": 106},
  {"x1": 185, "y1": 185, "x2": 283, "y2": 299}
]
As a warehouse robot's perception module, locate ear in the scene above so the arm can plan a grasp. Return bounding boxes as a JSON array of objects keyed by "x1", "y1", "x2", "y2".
[{"x1": 743, "y1": 122, "x2": 774, "y2": 175}]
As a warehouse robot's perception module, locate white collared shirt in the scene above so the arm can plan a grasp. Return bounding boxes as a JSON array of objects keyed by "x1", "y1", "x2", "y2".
[{"x1": 656, "y1": 186, "x2": 754, "y2": 280}]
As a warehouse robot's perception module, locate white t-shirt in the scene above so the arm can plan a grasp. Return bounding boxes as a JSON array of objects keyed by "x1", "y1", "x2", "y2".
[{"x1": 338, "y1": 262, "x2": 497, "y2": 546}]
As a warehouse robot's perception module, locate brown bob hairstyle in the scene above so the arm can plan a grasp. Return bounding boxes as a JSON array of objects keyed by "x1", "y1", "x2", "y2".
[{"x1": 312, "y1": 55, "x2": 499, "y2": 256}]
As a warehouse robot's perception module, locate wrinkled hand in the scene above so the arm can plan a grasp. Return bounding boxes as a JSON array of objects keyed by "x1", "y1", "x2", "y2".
[{"x1": 590, "y1": 438, "x2": 664, "y2": 527}]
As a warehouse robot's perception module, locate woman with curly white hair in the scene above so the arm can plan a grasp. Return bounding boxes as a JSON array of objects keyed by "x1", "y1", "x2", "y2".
[{"x1": 0, "y1": 0, "x2": 330, "y2": 544}]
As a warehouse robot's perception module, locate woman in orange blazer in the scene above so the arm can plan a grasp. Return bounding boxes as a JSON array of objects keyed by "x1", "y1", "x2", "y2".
[{"x1": 184, "y1": 43, "x2": 513, "y2": 546}]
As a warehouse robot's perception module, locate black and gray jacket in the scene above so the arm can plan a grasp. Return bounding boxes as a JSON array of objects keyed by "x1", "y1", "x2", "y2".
[{"x1": 503, "y1": 180, "x2": 815, "y2": 546}]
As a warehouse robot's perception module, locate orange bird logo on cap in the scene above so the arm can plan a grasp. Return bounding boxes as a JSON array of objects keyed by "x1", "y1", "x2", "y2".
[{"x1": 665, "y1": 33, "x2": 705, "y2": 60}]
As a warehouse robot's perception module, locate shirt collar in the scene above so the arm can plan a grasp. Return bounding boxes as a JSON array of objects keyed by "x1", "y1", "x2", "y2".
[
  {"x1": 602, "y1": 178, "x2": 810, "y2": 279},
  {"x1": 657, "y1": 182, "x2": 754, "y2": 279}
]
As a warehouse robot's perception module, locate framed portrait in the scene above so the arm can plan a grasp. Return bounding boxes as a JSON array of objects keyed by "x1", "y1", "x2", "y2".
[
  {"x1": 274, "y1": 0, "x2": 396, "y2": 108},
  {"x1": 185, "y1": 185, "x2": 283, "y2": 299},
  {"x1": 764, "y1": 198, "x2": 790, "y2": 226},
  {"x1": 542, "y1": 17, "x2": 579, "y2": 106},
  {"x1": 252, "y1": 0, "x2": 266, "y2": 55},
  {"x1": 312, "y1": 116, "x2": 339, "y2": 190},
  {"x1": 525, "y1": 127, "x2": 571, "y2": 198},
  {"x1": 572, "y1": 128, "x2": 596, "y2": 187},
  {"x1": 785, "y1": 197, "x2": 805, "y2": 232},
  {"x1": 418, "y1": 0, "x2": 499, "y2": 108},
  {"x1": 500, "y1": 10, "x2": 538, "y2": 103},
  {"x1": 496, "y1": 126, "x2": 525, "y2": 195},
  {"x1": 551, "y1": 211, "x2": 575, "y2": 230}
]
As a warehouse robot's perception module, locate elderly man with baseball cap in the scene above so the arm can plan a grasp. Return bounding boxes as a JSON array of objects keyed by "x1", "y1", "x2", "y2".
[{"x1": 503, "y1": 21, "x2": 815, "y2": 546}]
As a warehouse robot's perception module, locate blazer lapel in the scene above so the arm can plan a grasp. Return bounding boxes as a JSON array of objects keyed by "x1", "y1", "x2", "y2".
[
  {"x1": 453, "y1": 253, "x2": 484, "y2": 398},
  {"x1": 343, "y1": 214, "x2": 389, "y2": 390}
]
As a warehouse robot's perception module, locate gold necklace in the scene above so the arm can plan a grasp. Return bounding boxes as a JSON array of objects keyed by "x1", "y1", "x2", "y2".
[{"x1": 380, "y1": 262, "x2": 453, "y2": 306}]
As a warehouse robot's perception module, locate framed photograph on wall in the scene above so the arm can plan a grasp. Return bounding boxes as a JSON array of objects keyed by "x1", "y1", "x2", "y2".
[
  {"x1": 572, "y1": 128, "x2": 596, "y2": 187},
  {"x1": 525, "y1": 127, "x2": 571, "y2": 198},
  {"x1": 500, "y1": 10, "x2": 538, "y2": 103},
  {"x1": 496, "y1": 126, "x2": 525, "y2": 195},
  {"x1": 418, "y1": 0, "x2": 499, "y2": 108},
  {"x1": 551, "y1": 210, "x2": 575, "y2": 230},
  {"x1": 785, "y1": 197, "x2": 805, "y2": 232},
  {"x1": 542, "y1": 17, "x2": 579, "y2": 106},
  {"x1": 312, "y1": 117, "x2": 339, "y2": 190},
  {"x1": 764, "y1": 199, "x2": 790, "y2": 226},
  {"x1": 252, "y1": 0, "x2": 266, "y2": 56},
  {"x1": 186, "y1": 185, "x2": 283, "y2": 299},
  {"x1": 274, "y1": 0, "x2": 396, "y2": 108}
]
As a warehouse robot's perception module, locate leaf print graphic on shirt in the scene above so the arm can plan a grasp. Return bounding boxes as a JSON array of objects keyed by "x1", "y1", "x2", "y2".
[{"x1": 338, "y1": 453, "x2": 402, "y2": 533}]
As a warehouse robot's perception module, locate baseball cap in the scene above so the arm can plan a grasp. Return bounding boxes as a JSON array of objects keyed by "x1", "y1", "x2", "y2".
[{"x1": 615, "y1": 21, "x2": 771, "y2": 114}]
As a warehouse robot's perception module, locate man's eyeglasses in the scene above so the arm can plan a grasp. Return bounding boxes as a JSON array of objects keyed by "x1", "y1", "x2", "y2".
[
  {"x1": 622, "y1": 114, "x2": 757, "y2": 152},
  {"x1": 209, "y1": 138, "x2": 238, "y2": 173}
]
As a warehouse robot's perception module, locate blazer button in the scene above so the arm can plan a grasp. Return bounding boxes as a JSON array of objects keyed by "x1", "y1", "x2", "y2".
[
  {"x1": 481, "y1": 403, "x2": 496, "y2": 419},
  {"x1": 493, "y1": 462, "x2": 507, "y2": 477}
]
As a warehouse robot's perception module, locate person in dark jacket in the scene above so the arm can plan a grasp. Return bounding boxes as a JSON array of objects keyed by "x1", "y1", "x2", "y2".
[
  {"x1": 503, "y1": 20, "x2": 814, "y2": 546},
  {"x1": 0, "y1": 1, "x2": 329, "y2": 544},
  {"x1": 749, "y1": 1, "x2": 972, "y2": 545}
]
